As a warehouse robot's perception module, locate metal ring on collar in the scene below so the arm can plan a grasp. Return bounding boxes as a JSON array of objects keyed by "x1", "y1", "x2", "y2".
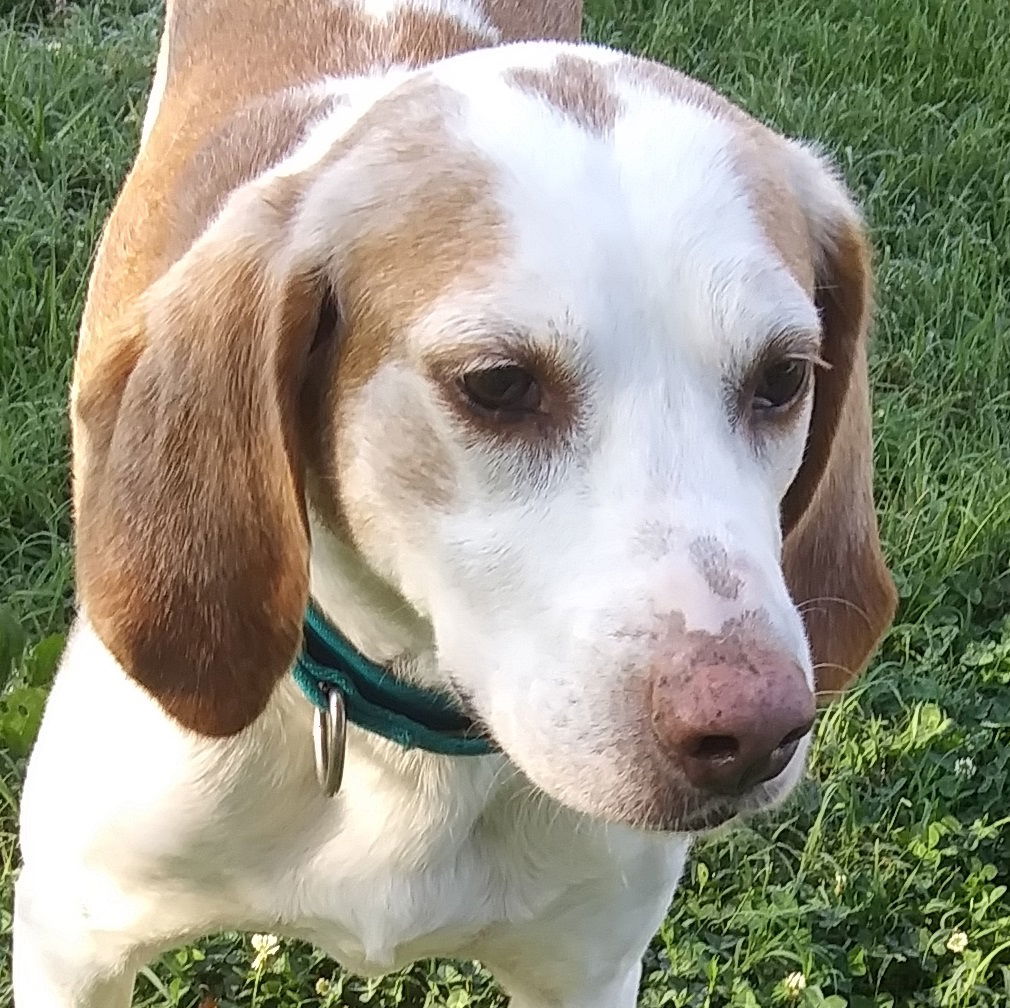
[{"x1": 312, "y1": 686, "x2": 346, "y2": 797}]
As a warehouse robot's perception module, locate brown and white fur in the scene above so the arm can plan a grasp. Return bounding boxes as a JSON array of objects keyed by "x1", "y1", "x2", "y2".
[{"x1": 14, "y1": 1, "x2": 896, "y2": 1005}]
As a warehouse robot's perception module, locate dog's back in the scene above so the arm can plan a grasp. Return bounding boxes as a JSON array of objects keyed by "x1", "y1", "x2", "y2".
[{"x1": 81, "y1": 0, "x2": 580, "y2": 341}]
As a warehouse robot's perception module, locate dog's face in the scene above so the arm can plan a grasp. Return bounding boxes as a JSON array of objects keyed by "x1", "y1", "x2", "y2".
[{"x1": 75, "y1": 45, "x2": 895, "y2": 832}]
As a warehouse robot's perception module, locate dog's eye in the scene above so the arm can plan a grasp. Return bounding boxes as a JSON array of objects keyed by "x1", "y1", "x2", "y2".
[
  {"x1": 752, "y1": 358, "x2": 810, "y2": 412},
  {"x1": 460, "y1": 366, "x2": 541, "y2": 415}
]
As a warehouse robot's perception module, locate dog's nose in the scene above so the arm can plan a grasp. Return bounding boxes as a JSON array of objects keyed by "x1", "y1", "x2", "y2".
[{"x1": 650, "y1": 640, "x2": 815, "y2": 797}]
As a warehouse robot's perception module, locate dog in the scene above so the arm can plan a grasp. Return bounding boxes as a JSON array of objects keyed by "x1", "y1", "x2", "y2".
[{"x1": 14, "y1": 0, "x2": 896, "y2": 1004}]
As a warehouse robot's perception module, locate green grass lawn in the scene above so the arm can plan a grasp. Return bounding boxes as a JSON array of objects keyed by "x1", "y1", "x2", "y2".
[{"x1": 2, "y1": 0, "x2": 1009, "y2": 1004}]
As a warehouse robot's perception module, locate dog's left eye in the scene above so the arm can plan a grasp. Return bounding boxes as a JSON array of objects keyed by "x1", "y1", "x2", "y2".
[
  {"x1": 752, "y1": 358, "x2": 810, "y2": 411},
  {"x1": 460, "y1": 365, "x2": 541, "y2": 415}
]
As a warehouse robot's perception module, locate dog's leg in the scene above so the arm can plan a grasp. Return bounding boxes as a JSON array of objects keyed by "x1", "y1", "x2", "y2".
[
  {"x1": 484, "y1": 835, "x2": 689, "y2": 1008},
  {"x1": 485, "y1": 910, "x2": 660, "y2": 1008},
  {"x1": 13, "y1": 869, "x2": 151, "y2": 1008},
  {"x1": 497, "y1": 959, "x2": 642, "y2": 1008},
  {"x1": 13, "y1": 623, "x2": 238, "y2": 1007}
]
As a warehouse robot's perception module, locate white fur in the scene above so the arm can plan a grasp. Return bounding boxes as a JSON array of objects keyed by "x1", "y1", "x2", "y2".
[
  {"x1": 14, "y1": 29, "x2": 857, "y2": 1008},
  {"x1": 362, "y1": 0, "x2": 500, "y2": 38},
  {"x1": 16, "y1": 617, "x2": 686, "y2": 1006},
  {"x1": 138, "y1": 24, "x2": 169, "y2": 146}
]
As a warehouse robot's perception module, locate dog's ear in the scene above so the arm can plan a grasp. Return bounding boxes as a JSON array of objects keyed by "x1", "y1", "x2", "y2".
[
  {"x1": 75, "y1": 180, "x2": 327, "y2": 735},
  {"x1": 780, "y1": 148, "x2": 897, "y2": 700}
]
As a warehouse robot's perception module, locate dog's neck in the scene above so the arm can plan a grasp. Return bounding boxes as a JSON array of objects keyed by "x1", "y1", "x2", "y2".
[
  {"x1": 305, "y1": 514, "x2": 516, "y2": 831},
  {"x1": 308, "y1": 515, "x2": 444, "y2": 690}
]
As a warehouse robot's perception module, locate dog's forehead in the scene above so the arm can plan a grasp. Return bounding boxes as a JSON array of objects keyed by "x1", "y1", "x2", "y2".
[{"x1": 405, "y1": 45, "x2": 820, "y2": 364}]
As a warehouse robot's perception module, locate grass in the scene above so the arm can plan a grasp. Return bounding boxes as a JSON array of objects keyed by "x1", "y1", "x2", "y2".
[{"x1": 1, "y1": 0, "x2": 1008, "y2": 1004}]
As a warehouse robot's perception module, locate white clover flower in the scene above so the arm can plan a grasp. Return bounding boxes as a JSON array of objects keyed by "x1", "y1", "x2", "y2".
[
  {"x1": 783, "y1": 971, "x2": 807, "y2": 998},
  {"x1": 946, "y1": 929, "x2": 969, "y2": 954},
  {"x1": 315, "y1": 977, "x2": 332, "y2": 997},
  {"x1": 954, "y1": 756, "x2": 976, "y2": 778},
  {"x1": 250, "y1": 933, "x2": 281, "y2": 971},
  {"x1": 833, "y1": 871, "x2": 847, "y2": 896}
]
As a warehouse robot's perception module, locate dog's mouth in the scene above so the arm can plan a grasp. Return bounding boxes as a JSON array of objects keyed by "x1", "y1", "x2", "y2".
[
  {"x1": 622, "y1": 756, "x2": 802, "y2": 834},
  {"x1": 665, "y1": 790, "x2": 783, "y2": 834},
  {"x1": 587, "y1": 748, "x2": 806, "y2": 834},
  {"x1": 608, "y1": 795, "x2": 739, "y2": 835},
  {"x1": 611, "y1": 785, "x2": 784, "y2": 835},
  {"x1": 446, "y1": 677, "x2": 802, "y2": 835},
  {"x1": 476, "y1": 753, "x2": 786, "y2": 835}
]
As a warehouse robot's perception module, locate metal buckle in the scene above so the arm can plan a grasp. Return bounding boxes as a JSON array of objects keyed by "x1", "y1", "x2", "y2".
[{"x1": 312, "y1": 686, "x2": 346, "y2": 797}]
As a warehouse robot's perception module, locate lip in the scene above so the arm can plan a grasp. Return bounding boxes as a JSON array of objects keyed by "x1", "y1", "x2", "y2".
[
  {"x1": 638, "y1": 791, "x2": 774, "y2": 834},
  {"x1": 616, "y1": 763, "x2": 800, "y2": 834},
  {"x1": 460, "y1": 681, "x2": 803, "y2": 833}
]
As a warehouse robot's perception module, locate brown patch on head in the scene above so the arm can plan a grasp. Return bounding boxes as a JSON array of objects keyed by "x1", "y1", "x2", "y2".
[
  {"x1": 689, "y1": 537, "x2": 743, "y2": 600},
  {"x1": 313, "y1": 160, "x2": 499, "y2": 523},
  {"x1": 338, "y1": 189, "x2": 501, "y2": 390},
  {"x1": 730, "y1": 129, "x2": 816, "y2": 292},
  {"x1": 615, "y1": 56, "x2": 814, "y2": 290},
  {"x1": 166, "y1": 89, "x2": 347, "y2": 263},
  {"x1": 507, "y1": 55, "x2": 621, "y2": 135},
  {"x1": 486, "y1": 0, "x2": 583, "y2": 42},
  {"x1": 616, "y1": 57, "x2": 731, "y2": 118},
  {"x1": 296, "y1": 80, "x2": 503, "y2": 535}
]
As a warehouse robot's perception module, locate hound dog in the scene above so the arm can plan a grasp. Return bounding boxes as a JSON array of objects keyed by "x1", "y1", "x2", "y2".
[{"x1": 14, "y1": 0, "x2": 896, "y2": 1004}]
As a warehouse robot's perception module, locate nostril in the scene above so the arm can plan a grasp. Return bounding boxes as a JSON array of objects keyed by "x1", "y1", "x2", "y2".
[
  {"x1": 689, "y1": 734, "x2": 740, "y2": 762},
  {"x1": 649, "y1": 649, "x2": 815, "y2": 797},
  {"x1": 777, "y1": 722, "x2": 812, "y2": 750}
]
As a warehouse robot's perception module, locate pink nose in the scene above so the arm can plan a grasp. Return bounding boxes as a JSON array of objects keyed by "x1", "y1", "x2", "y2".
[{"x1": 650, "y1": 636, "x2": 815, "y2": 797}]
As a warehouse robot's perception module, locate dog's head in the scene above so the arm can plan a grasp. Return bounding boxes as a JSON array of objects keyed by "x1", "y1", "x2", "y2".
[{"x1": 75, "y1": 44, "x2": 895, "y2": 831}]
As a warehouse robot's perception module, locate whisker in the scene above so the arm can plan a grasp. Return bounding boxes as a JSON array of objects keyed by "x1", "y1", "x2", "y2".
[
  {"x1": 813, "y1": 661, "x2": 857, "y2": 698},
  {"x1": 797, "y1": 595, "x2": 873, "y2": 629}
]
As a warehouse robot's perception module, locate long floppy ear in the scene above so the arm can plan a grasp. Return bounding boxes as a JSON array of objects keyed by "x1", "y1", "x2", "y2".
[
  {"x1": 74, "y1": 182, "x2": 326, "y2": 735},
  {"x1": 780, "y1": 149, "x2": 897, "y2": 699}
]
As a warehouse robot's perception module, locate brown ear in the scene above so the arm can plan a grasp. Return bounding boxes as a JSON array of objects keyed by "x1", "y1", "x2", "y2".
[
  {"x1": 74, "y1": 194, "x2": 324, "y2": 736},
  {"x1": 780, "y1": 172, "x2": 897, "y2": 700}
]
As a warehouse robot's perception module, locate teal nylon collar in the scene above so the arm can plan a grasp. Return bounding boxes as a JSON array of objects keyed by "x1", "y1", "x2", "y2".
[{"x1": 293, "y1": 602, "x2": 495, "y2": 756}]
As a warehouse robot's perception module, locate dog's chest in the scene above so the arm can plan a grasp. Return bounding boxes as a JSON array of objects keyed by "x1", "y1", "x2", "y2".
[
  {"x1": 28, "y1": 633, "x2": 686, "y2": 979},
  {"x1": 262, "y1": 729, "x2": 660, "y2": 973},
  {"x1": 282, "y1": 804, "x2": 683, "y2": 981}
]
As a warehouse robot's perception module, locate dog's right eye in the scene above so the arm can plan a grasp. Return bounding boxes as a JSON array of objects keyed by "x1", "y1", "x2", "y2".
[{"x1": 460, "y1": 366, "x2": 541, "y2": 416}]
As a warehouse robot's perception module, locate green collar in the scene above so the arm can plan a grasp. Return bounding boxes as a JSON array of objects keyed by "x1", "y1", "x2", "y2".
[{"x1": 293, "y1": 602, "x2": 495, "y2": 756}]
